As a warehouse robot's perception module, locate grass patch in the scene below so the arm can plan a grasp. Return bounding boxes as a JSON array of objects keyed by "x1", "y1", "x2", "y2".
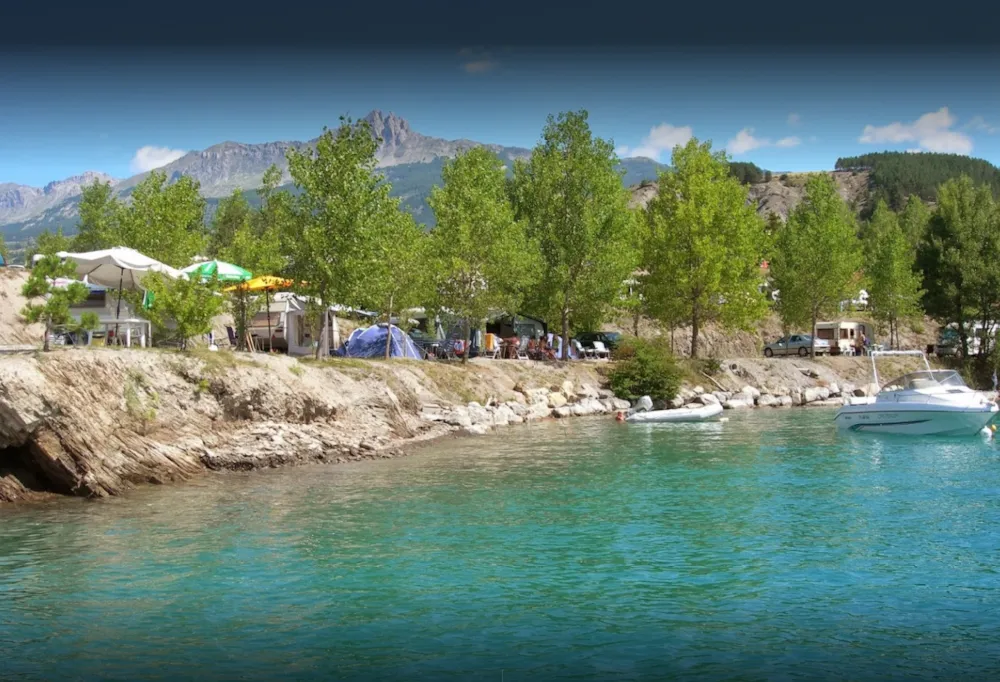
[
  {"x1": 124, "y1": 369, "x2": 159, "y2": 434},
  {"x1": 289, "y1": 364, "x2": 305, "y2": 378}
]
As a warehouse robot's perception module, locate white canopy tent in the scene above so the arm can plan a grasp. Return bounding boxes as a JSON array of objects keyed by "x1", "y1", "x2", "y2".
[{"x1": 54, "y1": 247, "x2": 187, "y2": 342}]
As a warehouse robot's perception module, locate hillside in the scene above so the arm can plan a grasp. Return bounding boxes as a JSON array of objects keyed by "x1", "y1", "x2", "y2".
[
  {"x1": 836, "y1": 151, "x2": 1000, "y2": 209},
  {"x1": 628, "y1": 169, "x2": 872, "y2": 220}
]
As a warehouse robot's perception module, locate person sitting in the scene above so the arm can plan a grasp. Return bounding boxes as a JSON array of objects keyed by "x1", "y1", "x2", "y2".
[{"x1": 526, "y1": 337, "x2": 537, "y2": 359}]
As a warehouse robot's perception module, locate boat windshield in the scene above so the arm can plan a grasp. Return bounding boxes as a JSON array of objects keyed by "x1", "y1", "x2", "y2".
[{"x1": 881, "y1": 370, "x2": 967, "y2": 392}]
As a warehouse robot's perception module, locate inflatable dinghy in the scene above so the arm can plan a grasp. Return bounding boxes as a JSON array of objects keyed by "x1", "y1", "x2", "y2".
[{"x1": 625, "y1": 401, "x2": 724, "y2": 423}]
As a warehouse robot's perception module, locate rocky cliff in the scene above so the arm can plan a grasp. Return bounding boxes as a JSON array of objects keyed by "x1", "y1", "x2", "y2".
[{"x1": 629, "y1": 169, "x2": 872, "y2": 220}]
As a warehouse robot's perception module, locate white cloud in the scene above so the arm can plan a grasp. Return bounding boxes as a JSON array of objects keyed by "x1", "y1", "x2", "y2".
[
  {"x1": 859, "y1": 107, "x2": 973, "y2": 155},
  {"x1": 775, "y1": 136, "x2": 801, "y2": 148},
  {"x1": 966, "y1": 116, "x2": 999, "y2": 134},
  {"x1": 787, "y1": 113, "x2": 801, "y2": 126},
  {"x1": 726, "y1": 128, "x2": 768, "y2": 155},
  {"x1": 616, "y1": 122, "x2": 694, "y2": 162},
  {"x1": 463, "y1": 59, "x2": 498, "y2": 74},
  {"x1": 130, "y1": 145, "x2": 187, "y2": 173}
]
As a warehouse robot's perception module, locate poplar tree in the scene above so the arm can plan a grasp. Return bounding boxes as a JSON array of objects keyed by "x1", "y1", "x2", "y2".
[
  {"x1": 771, "y1": 174, "x2": 862, "y2": 355},
  {"x1": 511, "y1": 110, "x2": 637, "y2": 359},
  {"x1": 863, "y1": 200, "x2": 923, "y2": 348},
  {"x1": 427, "y1": 147, "x2": 539, "y2": 363},
  {"x1": 643, "y1": 138, "x2": 770, "y2": 358}
]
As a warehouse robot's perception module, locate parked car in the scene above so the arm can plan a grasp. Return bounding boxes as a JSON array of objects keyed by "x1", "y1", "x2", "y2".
[
  {"x1": 575, "y1": 331, "x2": 622, "y2": 351},
  {"x1": 763, "y1": 334, "x2": 830, "y2": 357}
]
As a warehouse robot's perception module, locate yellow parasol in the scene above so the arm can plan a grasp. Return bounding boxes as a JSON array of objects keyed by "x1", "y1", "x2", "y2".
[
  {"x1": 223, "y1": 275, "x2": 294, "y2": 293},
  {"x1": 223, "y1": 276, "x2": 294, "y2": 351}
]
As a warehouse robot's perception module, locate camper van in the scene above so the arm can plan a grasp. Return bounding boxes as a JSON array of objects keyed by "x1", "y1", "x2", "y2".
[
  {"x1": 815, "y1": 320, "x2": 872, "y2": 355},
  {"x1": 931, "y1": 322, "x2": 999, "y2": 358}
]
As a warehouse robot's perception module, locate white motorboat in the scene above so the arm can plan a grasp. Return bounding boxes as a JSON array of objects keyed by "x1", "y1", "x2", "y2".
[
  {"x1": 834, "y1": 350, "x2": 998, "y2": 436},
  {"x1": 625, "y1": 401, "x2": 724, "y2": 423}
]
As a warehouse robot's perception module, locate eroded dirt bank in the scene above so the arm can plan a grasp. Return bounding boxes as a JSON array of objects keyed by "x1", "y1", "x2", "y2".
[{"x1": 0, "y1": 349, "x2": 622, "y2": 503}]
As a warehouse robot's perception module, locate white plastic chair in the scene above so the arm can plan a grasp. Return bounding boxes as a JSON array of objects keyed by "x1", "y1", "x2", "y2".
[
  {"x1": 572, "y1": 339, "x2": 594, "y2": 359},
  {"x1": 592, "y1": 341, "x2": 611, "y2": 359},
  {"x1": 516, "y1": 337, "x2": 529, "y2": 360}
]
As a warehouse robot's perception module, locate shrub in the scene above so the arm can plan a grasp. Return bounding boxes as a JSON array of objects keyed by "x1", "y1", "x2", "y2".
[{"x1": 607, "y1": 338, "x2": 681, "y2": 402}]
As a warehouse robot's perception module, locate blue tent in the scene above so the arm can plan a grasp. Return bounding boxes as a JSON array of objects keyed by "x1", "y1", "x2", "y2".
[{"x1": 336, "y1": 324, "x2": 424, "y2": 359}]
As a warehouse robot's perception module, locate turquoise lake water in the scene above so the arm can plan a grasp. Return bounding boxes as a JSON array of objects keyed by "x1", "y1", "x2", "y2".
[{"x1": 4, "y1": 409, "x2": 1000, "y2": 680}]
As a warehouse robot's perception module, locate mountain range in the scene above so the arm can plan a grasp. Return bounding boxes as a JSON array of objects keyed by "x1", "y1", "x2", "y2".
[{"x1": 0, "y1": 110, "x2": 666, "y2": 240}]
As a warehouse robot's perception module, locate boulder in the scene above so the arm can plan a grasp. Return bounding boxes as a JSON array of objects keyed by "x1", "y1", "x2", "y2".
[
  {"x1": 547, "y1": 393, "x2": 568, "y2": 409},
  {"x1": 602, "y1": 398, "x2": 622, "y2": 412},
  {"x1": 560, "y1": 380, "x2": 576, "y2": 399},
  {"x1": 712, "y1": 391, "x2": 731, "y2": 403},
  {"x1": 467, "y1": 404, "x2": 493, "y2": 426},
  {"x1": 463, "y1": 424, "x2": 490, "y2": 436},
  {"x1": 577, "y1": 383, "x2": 600, "y2": 399},
  {"x1": 494, "y1": 405, "x2": 517, "y2": 426},
  {"x1": 505, "y1": 401, "x2": 529, "y2": 417},
  {"x1": 841, "y1": 382, "x2": 856, "y2": 397},
  {"x1": 693, "y1": 385, "x2": 705, "y2": 395},
  {"x1": 698, "y1": 393, "x2": 721, "y2": 406},
  {"x1": 757, "y1": 394, "x2": 778, "y2": 407},
  {"x1": 678, "y1": 388, "x2": 696, "y2": 401},
  {"x1": 528, "y1": 388, "x2": 550, "y2": 405},
  {"x1": 443, "y1": 408, "x2": 473, "y2": 428},
  {"x1": 771, "y1": 385, "x2": 790, "y2": 397},
  {"x1": 806, "y1": 398, "x2": 847, "y2": 408},
  {"x1": 741, "y1": 386, "x2": 761, "y2": 401},
  {"x1": 553, "y1": 406, "x2": 574, "y2": 418},
  {"x1": 828, "y1": 382, "x2": 840, "y2": 397},
  {"x1": 526, "y1": 403, "x2": 552, "y2": 421},
  {"x1": 723, "y1": 398, "x2": 753, "y2": 410},
  {"x1": 790, "y1": 388, "x2": 804, "y2": 406},
  {"x1": 612, "y1": 398, "x2": 631, "y2": 411},
  {"x1": 669, "y1": 396, "x2": 686, "y2": 409},
  {"x1": 598, "y1": 388, "x2": 615, "y2": 399},
  {"x1": 777, "y1": 395, "x2": 794, "y2": 407},
  {"x1": 802, "y1": 387, "x2": 823, "y2": 403},
  {"x1": 583, "y1": 397, "x2": 609, "y2": 414}
]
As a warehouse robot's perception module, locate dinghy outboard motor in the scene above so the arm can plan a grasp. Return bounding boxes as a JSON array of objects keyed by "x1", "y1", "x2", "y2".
[{"x1": 630, "y1": 396, "x2": 653, "y2": 416}]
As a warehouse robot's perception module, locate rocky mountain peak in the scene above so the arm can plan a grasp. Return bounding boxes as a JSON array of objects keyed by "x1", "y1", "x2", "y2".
[
  {"x1": 362, "y1": 109, "x2": 412, "y2": 147},
  {"x1": 43, "y1": 171, "x2": 115, "y2": 195}
]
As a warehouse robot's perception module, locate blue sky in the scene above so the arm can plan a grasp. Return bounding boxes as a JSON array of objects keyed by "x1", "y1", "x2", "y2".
[{"x1": 2, "y1": 48, "x2": 1000, "y2": 186}]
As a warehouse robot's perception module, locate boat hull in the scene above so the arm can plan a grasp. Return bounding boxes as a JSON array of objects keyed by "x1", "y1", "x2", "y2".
[
  {"x1": 835, "y1": 403, "x2": 998, "y2": 436},
  {"x1": 626, "y1": 402, "x2": 724, "y2": 423}
]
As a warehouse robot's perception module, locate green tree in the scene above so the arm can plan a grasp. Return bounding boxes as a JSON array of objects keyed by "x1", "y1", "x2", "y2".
[
  {"x1": 74, "y1": 180, "x2": 121, "y2": 251},
  {"x1": 286, "y1": 117, "x2": 427, "y2": 358},
  {"x1": 863, "y1": 200, "x2": 923, "y2": 348},
  {"x1": 218, "y1": 168, "x2": 292, "y2": 350},
  {"x1": 208, "y1": 189, "x2": 252, "y2": 258},
  {"x1": 28, "y1": 228, "x2": 73, "y2": 262},
  {"x1": 427, "y1": 147, "x2": 539, "y2": 362},
  {"x1": 643, "y1": 138, "x2": 770, "y2": 357},
  {"x1": 21, "y1": 255, "x2": 89, "y2": 351},
  {"x1": 138, "y1": 273, "x2": 225, "y2": 351},
  {"x1": 919, "y1": 176, "x2": 996, "y2": 358},
  {"x1": 898, "y1": 194, "x2": 931, "y2": 251},
  {"x1": 116, "y1": 171, "x2": 207, "y2": 267},
  {"x1": 511, "y1": 110, "x2": 638, "y2": 359},
  {"x1": 770, "y1": 174, "x2": 862, "y2": 355}
]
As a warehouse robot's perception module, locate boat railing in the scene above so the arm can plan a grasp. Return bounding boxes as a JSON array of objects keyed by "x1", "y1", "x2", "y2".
[{"x1": 869, "y1": 350, "x2": 932, "y2": 388}]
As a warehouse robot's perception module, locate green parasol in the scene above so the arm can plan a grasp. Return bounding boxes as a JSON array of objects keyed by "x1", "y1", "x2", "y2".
[{"x1": 181, "y1": 260, "x2": 253, "y2": 282}]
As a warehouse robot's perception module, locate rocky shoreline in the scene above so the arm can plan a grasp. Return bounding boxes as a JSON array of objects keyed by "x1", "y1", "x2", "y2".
[
  {"x1": 0, "y1": 349, "x2": 624, "y2": 504},
  {"x1": 669, "y1": 377, "x2": 876, "y2": 412},
  {"x1": 0, "y1": 349, "x2": 930, "y2": 505}
]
